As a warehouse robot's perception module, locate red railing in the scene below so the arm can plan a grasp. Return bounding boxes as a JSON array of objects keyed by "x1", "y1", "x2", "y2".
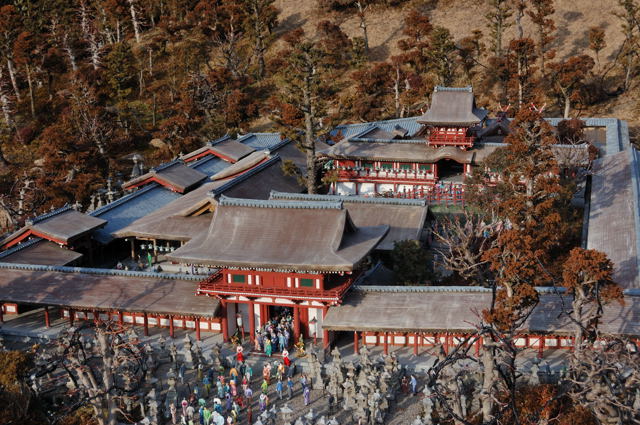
[
  {"x1": 196, "y1": 271, "x2": 358, "y2": 301},
  {"x1": 427, "y1": 134, "x2": 475, "y2": 148}
]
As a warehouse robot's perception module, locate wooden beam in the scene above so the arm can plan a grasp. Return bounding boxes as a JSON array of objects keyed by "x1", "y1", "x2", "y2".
[
  {"x1": 220, "y1": 301, "x2": 229, "y2": 342},
  {"x1": 44, "y1": 306, "x2": 50, "y2": 328},
  {"x1": 293, "y1": 305, "x2": 300, "y2": 341},
  {"x1": 143, "y1": 313, "x2": 149, "y2": 337},
  {"x1": 248, "y1": 300, "x2": 256, "y2": 343}
]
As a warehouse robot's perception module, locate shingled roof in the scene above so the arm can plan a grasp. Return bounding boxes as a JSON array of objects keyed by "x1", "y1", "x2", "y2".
[
  {"x1": 323, "y1": 289, "x2": 640, "y2": 337},
  {"x1": 1, "y1": 206, "x2": 106, "y2": 249},
  {"x1": 587, "y1": 149, "x2": 640, "y2": 289},
  {"x1": 320, "y1": 139, "x2": 496, "y2": 164},
  {"x1": 0, "y1": 239, "x2": 82, "y2": 265},
  {"x1": 122, "y1": 160, "x2": 208, "y2": 193},
  {"x1": 181, "y1": 137, "x2": 256, "y2": 163},
  {"x1": 417, "y1": 86, "x2": 488, "y2": 127},
  {"x1": 269, "y1": 192, "x2": 428, "y2": 251},
  {"x1": 167, "y1": 197, "x2": 388, "y2": 272},
  {"x1": 115, "y1": 155, "x2": 303, "y2": 242}
]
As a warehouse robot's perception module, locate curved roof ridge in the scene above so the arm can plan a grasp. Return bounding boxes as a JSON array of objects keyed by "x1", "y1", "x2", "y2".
[
  {"x1": 210, "y1": 154, "x2": 280, "y2": 194},
  {"x1": 269, "y1": 191, "x2": 427, "y2": 206},
  {"x1": 28, "y1": 204, "x2": 73, "y2": 225},
  {"x1": 218, "y1": 195, "x2": 343, "y2": 210}
]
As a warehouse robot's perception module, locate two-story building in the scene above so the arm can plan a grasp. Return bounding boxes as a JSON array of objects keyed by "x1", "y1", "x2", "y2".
[{"x1": 167, "y1": 196, "x2": 388, "y2": 347}]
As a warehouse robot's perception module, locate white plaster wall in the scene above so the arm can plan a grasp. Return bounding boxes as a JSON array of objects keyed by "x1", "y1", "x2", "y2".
[
  {"x1": 358, "y1": 183, "x2": 375, "y2": 195},
  {"x1": 336, "y1": 182, "x2": 356, "y2": 195}
]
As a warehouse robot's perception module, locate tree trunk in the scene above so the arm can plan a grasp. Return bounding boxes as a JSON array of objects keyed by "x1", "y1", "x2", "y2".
[
  {"x1": 6, "y1": 59, "x2": 19, "y2": 101},
  {"x1": 128, "y1": 0, "x2": 141, "y2": 43},
  {"x1": 252, "y1": 3, "x2": 265, "y2": 79},
  {"x1": 63, "y1": 35, "x2": 78, "y2": 72},
  {"x1": 481, "y1": 343, "x2": 496, "y2": 422},
  {"x1": 394, "y1": 66, "x2": 401, "y2": 118},
  {"x1": 0, "y1": 67, "x2": 13, "y2": 127},
  {"x1": 563, "y1": 95, "x2": 571, "y2": 119},
  {"x1": 356, "y1": 2, "x2": 369, "y2": 53},
  {"x1": 26, "y1": 65, "x2": 36, "y2": 119},
  {"x1": 303, "y1": 76, "x2": 317, "y2": 195}
]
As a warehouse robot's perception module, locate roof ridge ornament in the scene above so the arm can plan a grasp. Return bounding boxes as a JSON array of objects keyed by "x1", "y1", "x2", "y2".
[
  {"x1": 28, "y1": 204, "x2": 73, "y2": 225},
  {"x1": 218, "y1": 195, "x2": 344, "y2": 210}
]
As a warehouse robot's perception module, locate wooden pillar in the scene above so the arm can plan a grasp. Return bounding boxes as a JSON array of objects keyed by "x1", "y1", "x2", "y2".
[
  {"x1": 413, "y1": 333, "x2": 418, "y2": 356},
  {"x1": 143, "y1": 313, "x2": 149, "y2": 337},
  {"x1": 130, "y1": 239, "x2": 135, "y2": 260},
  {"x1": 248, "y1": 301, "x2": 256, "y2": 343},
  {"x1": 118, "y1": 310, "x2": 124, "y2": 326},
  {"x1": 444, "y1": 334, "x2": 450, "y2": 355},
  {"x1": 221, "y1": 301, "x2": 229, "y2": 342},
  {"x1": 322, "y1": 306, "x2": 329, "y2": 349},
  {"x1": 293, "y1": 305, "x2": 300, "y2": 341},
  {"x1": 383, "y1": 332, "x2": 389, "y2": 355},
  {"x1": 353, "y1": 331, "x2": 359, "y2": 355},
  {"x1": 538, "y1": 336, "x2": 545, "y2": 359},
  {"x1": 152, "y1": 239, "x2": 157, "y2": 263},
  {"x1": 195, "y1": 317, "x2": 201, "y2": 341},
  {"x1": 69, "y1": 309, "x2": 74, "y2": 326},
  {"x1": 44, "y1": 306, "x2": 50, "y2": 328},
  {"x1": 0, "y1": 305, "x2": 3, "y2": 323},
  {"x1": 169, "y1": 315, "x2": 175, "y2": 339}
]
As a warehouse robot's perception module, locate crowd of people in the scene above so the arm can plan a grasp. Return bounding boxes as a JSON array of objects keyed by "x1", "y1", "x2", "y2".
[
  {"x1": 163, "y1": 309, "x2": 311, "y2": 425},
  {"x1": 252, "y1": 309, "x2": 295, "y2": 356}
]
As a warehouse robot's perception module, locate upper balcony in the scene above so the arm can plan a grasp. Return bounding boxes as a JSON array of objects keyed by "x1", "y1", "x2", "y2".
[
  {"x1": 427, "y1": 134, "x2": 475, "y2": 148},
  {"x1": 196, "y1": 270, "x2": 359, "y2": 304}
]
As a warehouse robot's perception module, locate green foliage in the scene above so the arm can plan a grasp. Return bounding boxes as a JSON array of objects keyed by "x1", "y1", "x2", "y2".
[
  {"x1": 390, "y1": 239, "x2": 433, "y2": 285},
  {"x1": 105, "y1": 42, "x2": 138, "y2": 102}
]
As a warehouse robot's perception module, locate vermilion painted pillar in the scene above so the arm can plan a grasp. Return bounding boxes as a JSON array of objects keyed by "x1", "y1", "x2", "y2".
[
  {"x1": 322, "y1": 306, "x2": 329, "y2": 349},
  {"x1": 538, "y1": 336, "x2": 545, "y2": 358},
  {"x1": 0, "y1": 305, "x2": 3, "y2": 323},
  {"x1": 444, "y1": 334, "x2": 450, "y2": 355},
  {"x1": 118, "y1": 311, "x2": 124, "y2": 326},
  {"x1": 248, "y1": 301, "x2": 256, "y2": 343},
  {"x1": 221, "y1": 301, "x2": 229, "y2": 342},
  {"x1": 143, "y1": 313, "x2": 149, "y2": 336},
  {"x1": 354, "y1": 331, "x2": 359, "y2": 354},
  {"x1": 413, "y1": 333, "x2": 418, "y2": 356},
  {"x1": 383, "y1": 332, "x2": 389, "y2": 355},
  {"x1": 169, "y1": 315, "x2": 175, "y2": 339},
  {"x1": 69, "y1": 309, "x2": 74, "y2": 326},
  {"x1": 293, "y1": 305, "x2": 300, "y2": 341},
  {"x1": 195, "y1": 317, "x2": 201, "y2": 341},
  {"x1": 44, "y1": 306, "x2": 50, "y2": 328}
]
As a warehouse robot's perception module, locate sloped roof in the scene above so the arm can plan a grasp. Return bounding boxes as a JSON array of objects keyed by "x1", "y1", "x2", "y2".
[
  {"x1": 167, "y1": 197, "x2": 388, "y2": 272},
  {"x1": 323, "y1": 290, "x2": 640, "y2": 336},
  {"x1": 417, "y1": 86, "x2": 488, "y2": 126},
  {"x1": 115, "y1": 156, "x2": 303, "y2": 242},
  {"x1": 0, "y1": 266, "x2": 217, "y2": 317},
  {"x1": 320, "y1": 139, "x2": 478, "y2": 164},
  {"x1": 122, "y1": 160, "x2": 208, "y2": 193},
  {"x1": 181, "y1": 138, "x2": 256, "y2": 163},
  {"x1": 91, "y1": 184, "x2": 181, "y2": 244},
  {"x1": 587, "y1": 149, "x2": 640, "y2": 289},
  {"x1": 1, "y1": 206, "x2": 106, "y2": 249},
  {"x1": 269, "y1": 192, "x2": 428, "y2": 251},
  {"x1": 0, "y1": 239, "x2": 82, "y2": 265},
  {"x1": 211, "y1": 151, "x2": 270, "y2": 180}
]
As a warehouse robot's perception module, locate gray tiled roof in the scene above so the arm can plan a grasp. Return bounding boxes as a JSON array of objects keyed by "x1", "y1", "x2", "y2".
[{"x1": 91, "y1": 184, "x2": 181, "y2": 244}]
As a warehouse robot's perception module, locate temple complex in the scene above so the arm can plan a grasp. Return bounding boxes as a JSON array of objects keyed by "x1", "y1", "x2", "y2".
[{"x1": 0, "y1": 88, "x2": 638, "y2": 357}]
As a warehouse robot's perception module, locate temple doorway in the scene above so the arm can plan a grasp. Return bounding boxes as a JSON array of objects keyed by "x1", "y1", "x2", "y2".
[{"x1": 437, "y1": 159, "x2": 464, "y2": 182}]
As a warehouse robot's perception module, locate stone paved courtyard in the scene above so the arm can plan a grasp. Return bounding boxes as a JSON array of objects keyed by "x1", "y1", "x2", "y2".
[{"x1": 1, "y1": 308, "x2": 572, "y2": 424}]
